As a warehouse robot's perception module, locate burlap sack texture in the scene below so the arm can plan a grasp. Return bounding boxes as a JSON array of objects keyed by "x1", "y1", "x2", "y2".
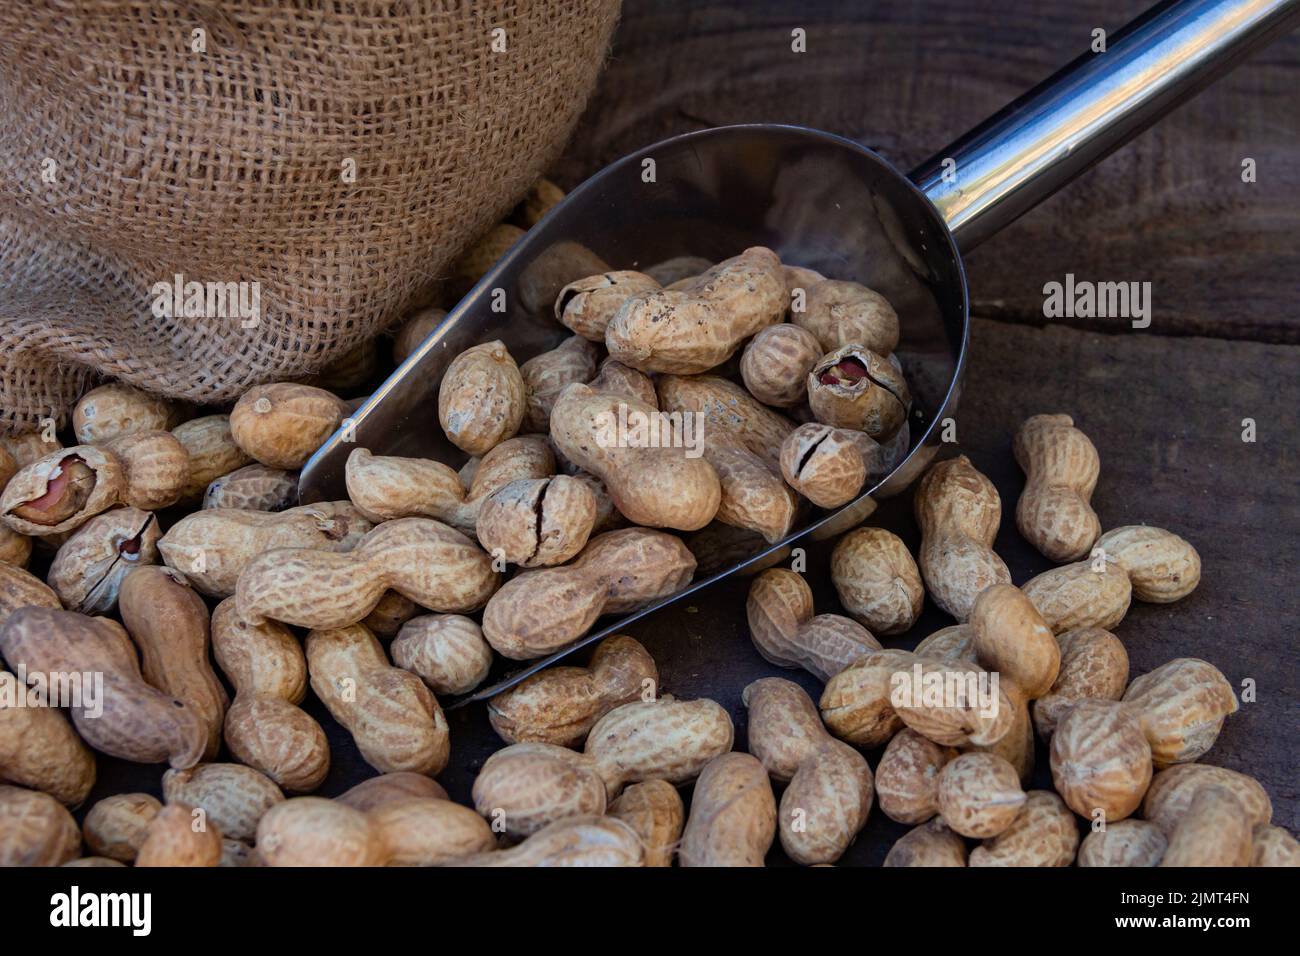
[{"x1": 0, "y1": 0, "x2": 620, "y2": 434}]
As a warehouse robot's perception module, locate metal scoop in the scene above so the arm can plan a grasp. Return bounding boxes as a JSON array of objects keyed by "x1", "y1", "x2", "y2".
[{"x1": 300, "y1": 0, "x2": 1299, "y2": 706}]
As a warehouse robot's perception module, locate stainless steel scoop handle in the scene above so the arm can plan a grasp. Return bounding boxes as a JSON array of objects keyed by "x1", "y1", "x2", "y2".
[{"x1": 911, "y1": 0, "x2": 1300, "y2": 251}]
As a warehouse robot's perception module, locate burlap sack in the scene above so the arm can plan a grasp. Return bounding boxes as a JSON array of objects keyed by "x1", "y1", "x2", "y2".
[{"x1": 0, "y1": 0, "x2": 620, "y2": 434}]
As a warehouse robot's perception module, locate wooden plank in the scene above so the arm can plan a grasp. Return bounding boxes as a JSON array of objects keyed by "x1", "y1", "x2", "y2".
[{"x1": 554, "y1": 0, "x2": 1300, "y2": 342}]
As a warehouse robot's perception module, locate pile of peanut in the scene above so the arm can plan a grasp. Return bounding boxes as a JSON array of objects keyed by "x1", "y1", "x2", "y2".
[{"x1": 0, "y1": 180, "x2": 1294, "y2": 867}]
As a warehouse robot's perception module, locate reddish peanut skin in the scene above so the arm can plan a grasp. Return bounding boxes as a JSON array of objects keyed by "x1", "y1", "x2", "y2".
[{"x1": 1014, "y1": 414, "x2": 1101, "y2": 562}]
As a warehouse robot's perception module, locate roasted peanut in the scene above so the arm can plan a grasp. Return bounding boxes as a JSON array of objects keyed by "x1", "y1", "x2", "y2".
[
  {"x1": 679, "y1": 753, "x2": 776, "y2": 867},
  {"x1": 487, "y1": 634, "x2": 657, "y2": 747},
  {"x1": 818, "y1": 648, "x2": 915, "y2": 747},
  {"x1": 203, "y1": 463, "x2": 298, "y2": 512},
  {"x1": 1096, "y1": 525, "x2": 1200, "y2": 602},
  {"x1": 391, "y1": 614, "x2": 492, "y2": 696},
  {"x1": 607, "y1": 779, "x2": 683, "y2": 868},
  {"x1": 0, "y1": 431, "x2": 62, "y2": 469},
  {"x1": 438, "y1": 341, "x2": 526, "y2": 455},
  {"x1": 472, "y1": 742, "x2": 606, "y2": 838},
  {"x1": 0, "y1": 524, "x2": 31, "y2": 568},
  {"x1": 173, "y1": 414, "x2": 253, "y2": 503},
  {"x1": 892, "y1": 657, "x2": 1017, "y2": 749},
  {"x1": 46, "y1": 507, "x2": 158, "y2": 614},
  {"x1": 520, "y1": 335, "x2": 599, "y2": 433},
  {"x1": 1, "y1": 447, "x2": 121, "y2": 535},
  {"x1": 481, "y1": 528, "x2": 694, "y2": 659},
  {"x1": 73, "y1": 383, "x2": 180, "y2": 444},
  {"x1": 103, "y1": 429, "x2": 190, "y2": 510},
  {"x1": 936, "y1": 752, "x2": 1026, "y2": 839},
  {"x1": 807, "y1": 344, "x2": 910, "y2": 440},
  {"x1": 162, "y1": 763, "x2": 284, "y2": 844},
  {"x1": 698, "y1": 441, "x2": 799, "y2": 544},
  {"x1": 968, "y1": 584, "x2": 1060, "y2": 779},
  {"x1": 0, "y1": 608, "x2": 207, "y2": 766},
  {"x1": 745, "y1": 569, "x2": 879, "y2": 681},
  {"x1": 344, "y1": 448, "x2": 467, "y2": 525},
  {"x1": 457, "y1": 816, "x2": 644, "y2": 867},
  {"x1": 1013, "y1": 414, "x2": 1101, "y2": 562},
  {"x1": 831, "y1": 527, "x2": 924, "y2": 635},
  {"x1": 1160, "y1": 786, "x2": 1252, "y2": 867},
  {"x1": 587, "y1": 358, "x2": 657, "y2": 407},
  {"x1": 740, "y1": 323, "x2": 823, "y2": 407},
  {"x1": 391, "y1": 306, "x2": 447, "y2": 365},
  {"x1": 307, "y1": 623, "x2": 450, "y2": 776},
  {"x1": 361, "y1": 590, "x2": 421, "y2": 637},
  {"x1": 230, "y1": 383, "x2": 347, "y2": 469},
  {"x1": 82, "y1": 793, "x2": 160, "y2": 862},
  {"x1": 1122, "y1": 658, "x2": 1238, "y2": 767},
  {"x1": 744, "y1": 678, "x2": 873, "y2": 865},
  {"x1": 1033, "y1": 627, "x2": 1129, "y2": 740},
  {"x1": 1022, "y1": 559, "x2": 1132, "y2": 634},
  {"x1": 370, "y1": 796, "x2": 496, "y2": 866},
  {"x1": 0, "y1": 669, "x2": 96, "y2": 807},
  {"x1": 914, "y1": 456, "x2": 1011, "y2": 621},
  {"x1": 656, "y1": 374, "x2": 795, "y2": 474},
  {"x1": 875, "y1": 728, "x2": 956, "y2": 825},
  {"x1": 780, "y1": 423, "x2": 867, "y2": 509},
  {"x1": 0, "y1": 785, "x2": 81, "y2": 866},
  {"x1": 256, "y1": 797, "x2": 387, "y2": 867},
  {"x1": 237, "y1": 517, "x2": 498, "y2": 630},
  {"x1": 883, "y1": 818, "x2": 967, "y2": 867},
  {"x1": 1078, "y1": 819, "x2": 1168, "y2": 867},
  {"x1": 794, "y1": 279, "x2": 899, "y2": 355},
  {"x1": 1251, "y1": 825, "x2": 1300, "y2": 867},
  {"x1": 337, "y1": 772, "x2": 449, "y2": 812},
  {"x1": 556, "y1": 271, "x2": 662, "y2": 341},
  {"x1": 969, "y1": 790, "x2": 1078, "y2": 867},
  {"x1": 211, "y1": 598, "x2": 329, "y2": 793},
  {"x1": 1142, "y1": 764, "x2": 1272, "y2": 834},
  {"x1": 1050, "y1": 699, "x2": 1152, "y2": 822},
  {"x1": 476, "y1": 475, "x2": 596, "y2": 567},
  {"x1": 606, "y1": 248, "x2": 786, "y2": 373},
  {"x1": 119, "y1": 566, "x2": 229, "y2": 759},
  {"x1": 550, "y1": 383, "x2": 721, "y2": 531},
  {"x1": 914, "y1": 624, "x2": 976, "y2": 663},
  {"x1": 584, "y1": 696, "x2": 734, "y2": 797}
]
